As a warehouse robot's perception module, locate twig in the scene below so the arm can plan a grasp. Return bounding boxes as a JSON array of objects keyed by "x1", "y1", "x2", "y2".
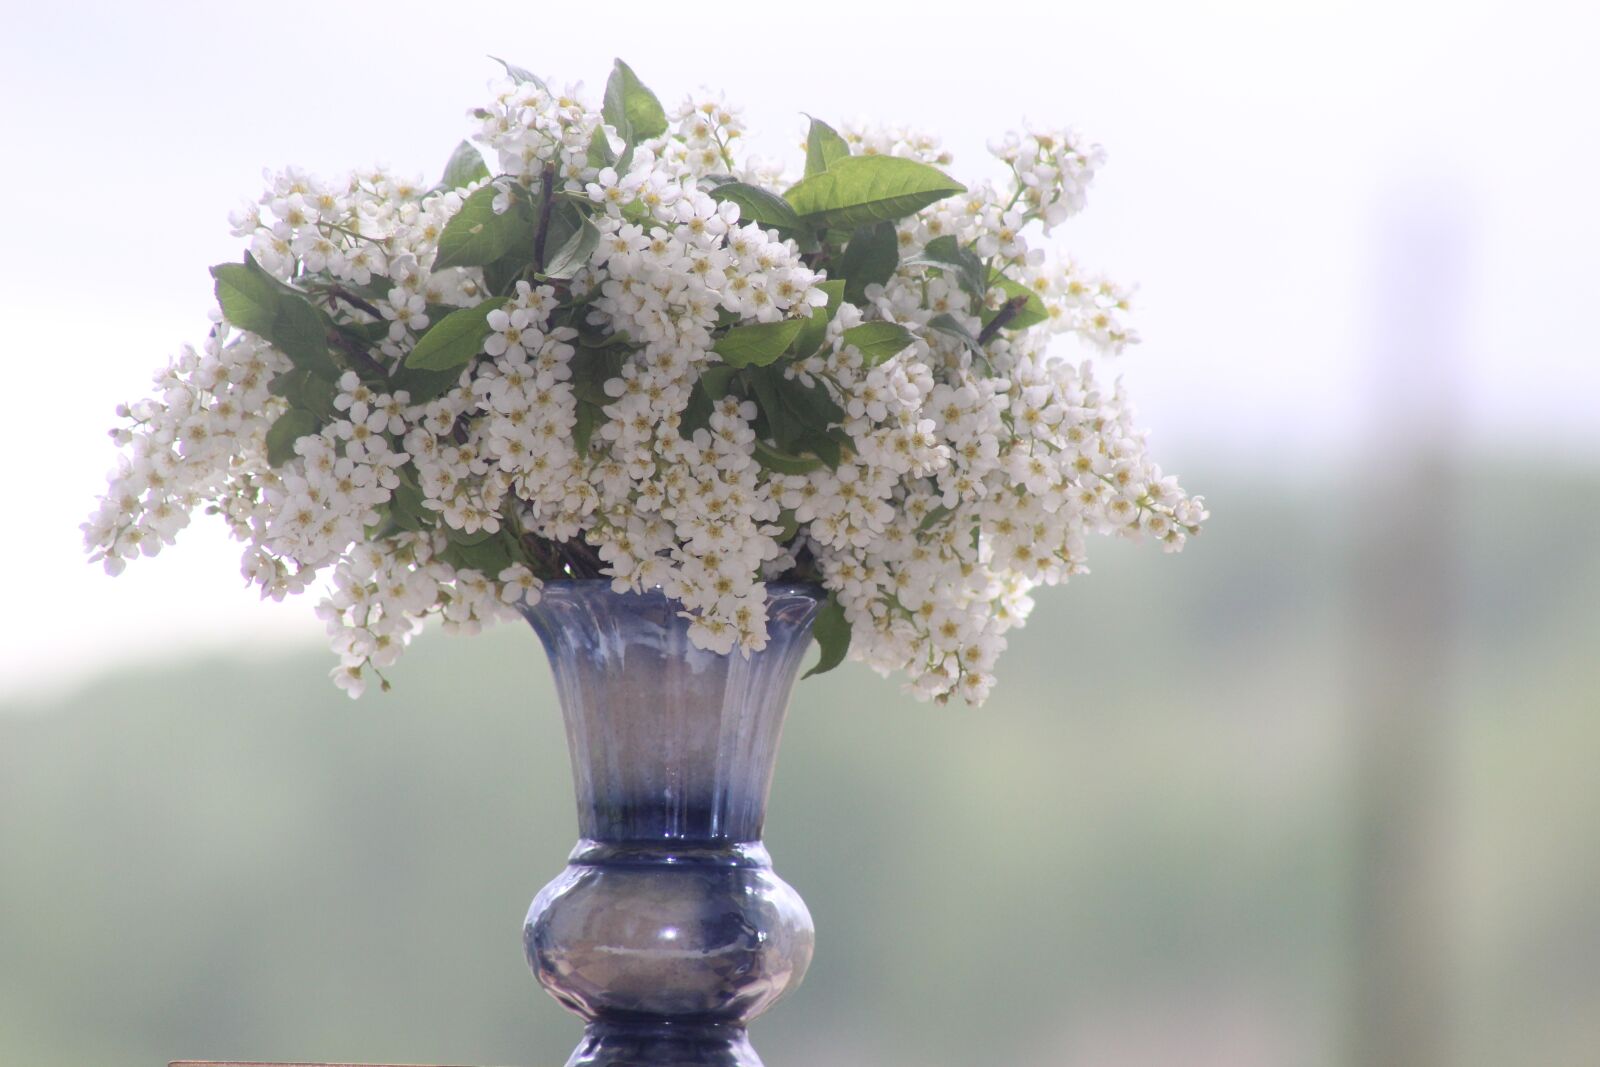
[
  {"x1": 327, "y1": 285, "x2": 383, "y2": 319},
  {"x1": 326, "y1": 328, "x2": 389, "y2": 381},
  {"x1": 532, "y1": 166, "x2": 557, "y2": 271},
  {"x1": 976, "y1": 295, "x2": 1029, "y2": 347}
]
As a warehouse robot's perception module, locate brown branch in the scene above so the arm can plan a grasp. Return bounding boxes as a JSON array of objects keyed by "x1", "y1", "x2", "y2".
[
  {"x1": 325, "y1": 328, "x2": 389, "y2": 381},
  {"x1": 976, "y1": 294, "x2": 1030, "y2": 347},
  {"x1": 532, "y1": 166, "x2": 557, "y2": 271},
  {"x1": 327, "y1": 285, "x2": 383, "y2": 320}
]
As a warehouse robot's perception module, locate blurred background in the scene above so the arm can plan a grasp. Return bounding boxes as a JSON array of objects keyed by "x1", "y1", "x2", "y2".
[{"x1": 2, "y1": 1, "x2": 1597, "y2": 1065}]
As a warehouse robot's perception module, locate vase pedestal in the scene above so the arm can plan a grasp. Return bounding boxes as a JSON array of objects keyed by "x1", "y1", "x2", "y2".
[{"x1": 519, "y1": 583, "x2": 824, "y2": 1067}]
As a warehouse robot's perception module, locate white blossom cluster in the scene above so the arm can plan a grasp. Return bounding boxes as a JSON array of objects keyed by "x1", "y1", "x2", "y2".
[{"x1": 86, "y1": 64, "x2": 1205, "y2": 703}]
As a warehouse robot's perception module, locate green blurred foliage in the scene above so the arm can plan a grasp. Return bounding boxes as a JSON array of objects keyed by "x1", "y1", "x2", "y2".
[{"x1": 2, "y1": 464, "x2": 1596, "y2": 1066}]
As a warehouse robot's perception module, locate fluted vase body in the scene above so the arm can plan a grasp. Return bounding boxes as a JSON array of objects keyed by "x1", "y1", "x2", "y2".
[{"x1": 518, "y1": 581, "x2": 823, "y2": 1067}]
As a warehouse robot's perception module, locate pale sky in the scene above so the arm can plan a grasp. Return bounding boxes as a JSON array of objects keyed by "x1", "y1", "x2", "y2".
[{"x1": 1, "y1": 0, "x2": 1596, "y2": 701}]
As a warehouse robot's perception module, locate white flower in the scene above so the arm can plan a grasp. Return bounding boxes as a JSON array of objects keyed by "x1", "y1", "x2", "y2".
[{"x1": 87, "y1": 64, "x2": 1204, "y2": 707}]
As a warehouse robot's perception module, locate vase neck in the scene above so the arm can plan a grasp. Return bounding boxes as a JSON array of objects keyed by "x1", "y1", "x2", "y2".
[{"x1": 520, "y1": 583, "x2": 823, "y2": 846}]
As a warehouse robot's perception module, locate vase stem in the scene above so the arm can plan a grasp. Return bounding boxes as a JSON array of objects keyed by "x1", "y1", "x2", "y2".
[{"x1": 519, "y1": 582, "x2": 823, "y2": 1067}]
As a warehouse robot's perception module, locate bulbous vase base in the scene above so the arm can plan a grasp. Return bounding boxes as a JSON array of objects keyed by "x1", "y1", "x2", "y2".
[{"x1": 567, "y1": 1019, "x2": 762, "y2": 1067}]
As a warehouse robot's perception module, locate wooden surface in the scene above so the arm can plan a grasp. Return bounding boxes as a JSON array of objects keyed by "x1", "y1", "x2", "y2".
[{"x1": 170, "y1": 1061, "x2": 499, "y2": 1066}]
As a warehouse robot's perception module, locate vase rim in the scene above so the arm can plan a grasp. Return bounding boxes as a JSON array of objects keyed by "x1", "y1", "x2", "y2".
[{"x1": 534, "y1": 578, "x2": 826, "y2": 598}]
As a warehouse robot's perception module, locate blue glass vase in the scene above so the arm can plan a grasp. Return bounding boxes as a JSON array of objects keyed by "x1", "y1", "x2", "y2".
[{"x1": 517, "y1": 581, "x2": 824, "y2": 1067}]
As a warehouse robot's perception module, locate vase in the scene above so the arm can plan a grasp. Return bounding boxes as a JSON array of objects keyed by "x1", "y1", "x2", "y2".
[{"x1": 517, "y1": 580, "x2": 825, "y2": 1067}]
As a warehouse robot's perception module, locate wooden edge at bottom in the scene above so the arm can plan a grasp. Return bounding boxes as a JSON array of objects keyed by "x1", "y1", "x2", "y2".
[{"x1": 170, "y1": 1062, "x2": 501, "y2": 1066}]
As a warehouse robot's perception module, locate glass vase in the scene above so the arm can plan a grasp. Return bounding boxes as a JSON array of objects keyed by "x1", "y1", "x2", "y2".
[{"x1": 517, "y1": 580, "x2": 824, "y2": 1067}]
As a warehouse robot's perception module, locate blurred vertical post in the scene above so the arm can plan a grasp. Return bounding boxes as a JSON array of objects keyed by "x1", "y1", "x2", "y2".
[{"x1": 1346, "y1": 185, "x2": 1465, "y2": 1067}]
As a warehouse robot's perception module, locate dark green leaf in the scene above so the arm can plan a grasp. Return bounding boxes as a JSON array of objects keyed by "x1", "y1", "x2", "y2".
[
  {"x1": 438, "y1": 140, "x2": 489, "y2": 190},
  {"x1": 265, "y1": 408, "x2": 318, "y2": 468},
  {"x1": 542, "y1": 216, "x2": 599, "y2": 279},
  {"x1": 916, "y1": 503, "x2": 954, "y2": 533},
  {"x1": 679, "y1": 364, "x2": 739, "y2": 438},
  {"x1": 604, "y1": 59, "x2": 666, "y2": 142},
  {"x1": 482, "y1": 238, "x2": 536, "y2": 296},
  {"x1": 753, "y1": 439, "x2": 823, "y2": 475},
  {"x1": 804, "y1": 592, "x2": 851, "y2": 678},
  {"x1": 842, "y1": 321, "x2": 917, "y2": 366},
  {"x1": 404, "y1": 297, "x2": 509, "y2": 371},
  {"x1": 439, "y1": 535, "x2": 515, "y2": 575},
  {"x1": 334, "y1": 319, "x2": 390, "y2": 347},
  {"x1": 446, "y1": 523, "x2": 496, "y2": 547},
  {"x1": 782, "y1": 374, "x2": 845, "y2": 427},
  {"x1": 784, "y1": 155, "x2": 966, "y2": 229},
  {"x1": 587, "y1": 126, "x2": 618, "y2": 169},
  {"x1": 834, "y1": 222, "x2": 899, "y2": 304},
  {"x1": 569, "y1": 345, "x2": 629, "y2": 405},
  {"x1": 748, "y1": 365, "x2": 843, "y2": 455},
  {"x1": 712, "y1": 319, "x2": 806, "y2": 368},
  {"x1": 926, "y1": 312, "x2": 990, "y2": 362},
  {"x1": 573, "y1": 399, "x2": 602, "y2": 454},
  {"x1": 984, "y1": 271, "x2": 1049, "y2": 331},
  {"x1": 389, "y1": 363, "x2": 464, "y2": 403},
  {"x1": 434, "y1": 184, "x2": 533, "y2": 270},
  {"x1": 908, "y1": 234, "x2": 986, "y2": 298},
  {"x1": 809, "y1": 432, "x2": 843, "y2": 469},
  {"x1": 268, "y1": 367, "x2": 338, "y2": 419},
  {"x1": 389, "y1": 478, "x2": 430, "y2": 531},
  {"x1": 706, "y1": 181, "x2": 801, "y2": 231},
  {"x1": 745, "y1": 368, "x2": 790, "y2": 448},
  {"x1": 489, "y1": 57, "x2": 546, "y2": 89},
  {"x1": 211, "y1": 255, "x2": 338, "y2": 377},
  {"x1": 803, "y1": 116, "x2": 850, "y2": 178},
  {"x1": 791, "y1": 279, "x2": 846, "y2": 359},
  {"x1": 773, "y1": 509, "x2": 800, "y2": 543}
]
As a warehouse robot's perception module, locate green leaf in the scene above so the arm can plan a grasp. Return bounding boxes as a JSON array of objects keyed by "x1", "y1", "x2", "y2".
[
  {"x1": 489, "y1": 57, "x2": 546, "y2": 90},
  {"x1": 791, "y1": 279, "x2": 846, "y2": 359},
  {"x1": 842, "y1": 321, "x2": 917, "y2": 366},
  {"x1": 908, "y1": 234, "x2": 986, "y2": 299},
  {"x1": 573, "y1": 398, "x2": 603, "y2": 454},
  {"x1": 745, "y1": 368, "x2": 790, "y2": 448},
  {"x1": 481, "y1": 239, "x2": 536, "y2": 296},
  {"x1": 569, "y1": 344, "x2": 629, "y2": 405},
  {"x1": 446, "y1": 522, "x2": 496, "y2": 547},
  {"x1": 803, "y1": 116, "x2": 850, "y2": 178},
  {"x1": 753, "y1": 438, "x2": 824, "y2": 475},
  {"x1": 984, "y1": 271, "x2": 1049, "y2": 331},
  {"x1": 268, "y1": 366, "x2": 338, "y2": 419},
  {"x1": 543, "y1": 216, "x2": 599, "y2": 279},
  {"x1": 439, "y1": 535, "x2": 515, "y2": 576},
  {"x1": 706, "y1": 181, "x2": 801, "y2": 231},
  {"x1": 926, "y1": 312, "x2": 990, "y2": 362},
  {"x1": 438, "y1": 140, "x2": 489, "y2": 190},
  {"x1": 712, "y1": 319, "x2": 806, "y2": 368},
  {"x1": 211, "y1": 255, "x2": 338, "y2": 377},
  {"x1": 404, "y1": 297, "x2": 509, "y2": 371},
  {"x1": 434, "y1": 183, "x2": 533, "y2": 270},
  {"x1": 916, "y1": 503, "x2": 954, "y2": 533},
  {"x1": 388, "y1": 478, "x2": 430, "y2": 531},
  {"x1": 747, "y1": 365, "x2": 843, "y2": 456},
  {"x1": 804, "y1": 592, "x2": 851, "y2": 678},
  {"x1": 265, "y1": 408, "x2": 318, "y2": 468},
  {"x1": 679, "y1": 364, "x2": 739, "y2": 438},
  {"x1": 604, "y1": 59, "x2": 667, "y2": 142},
  {"x1": 833, "y1": 222, "x2": 899, "y2": 304},
  {"x1": 587, "y1": 126, "x2": 618, "y2": 170},
  {"x1": 773, "y1": 509, "x2": 800, "y2": 543},
  {"x1": 809, "y1": 432, "x2": 843, "y2": 469},
  {"x1": 784, "y1": 155, "x2": 966, "y2": 229},
  {"x1": 388, "y1": 363, "x2": 464, "y2": 404}
]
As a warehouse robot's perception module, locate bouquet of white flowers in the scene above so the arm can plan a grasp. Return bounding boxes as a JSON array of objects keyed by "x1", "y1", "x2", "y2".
[{"x1": 85, "y1": 58, "x2": 1206, "y2": 704}]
